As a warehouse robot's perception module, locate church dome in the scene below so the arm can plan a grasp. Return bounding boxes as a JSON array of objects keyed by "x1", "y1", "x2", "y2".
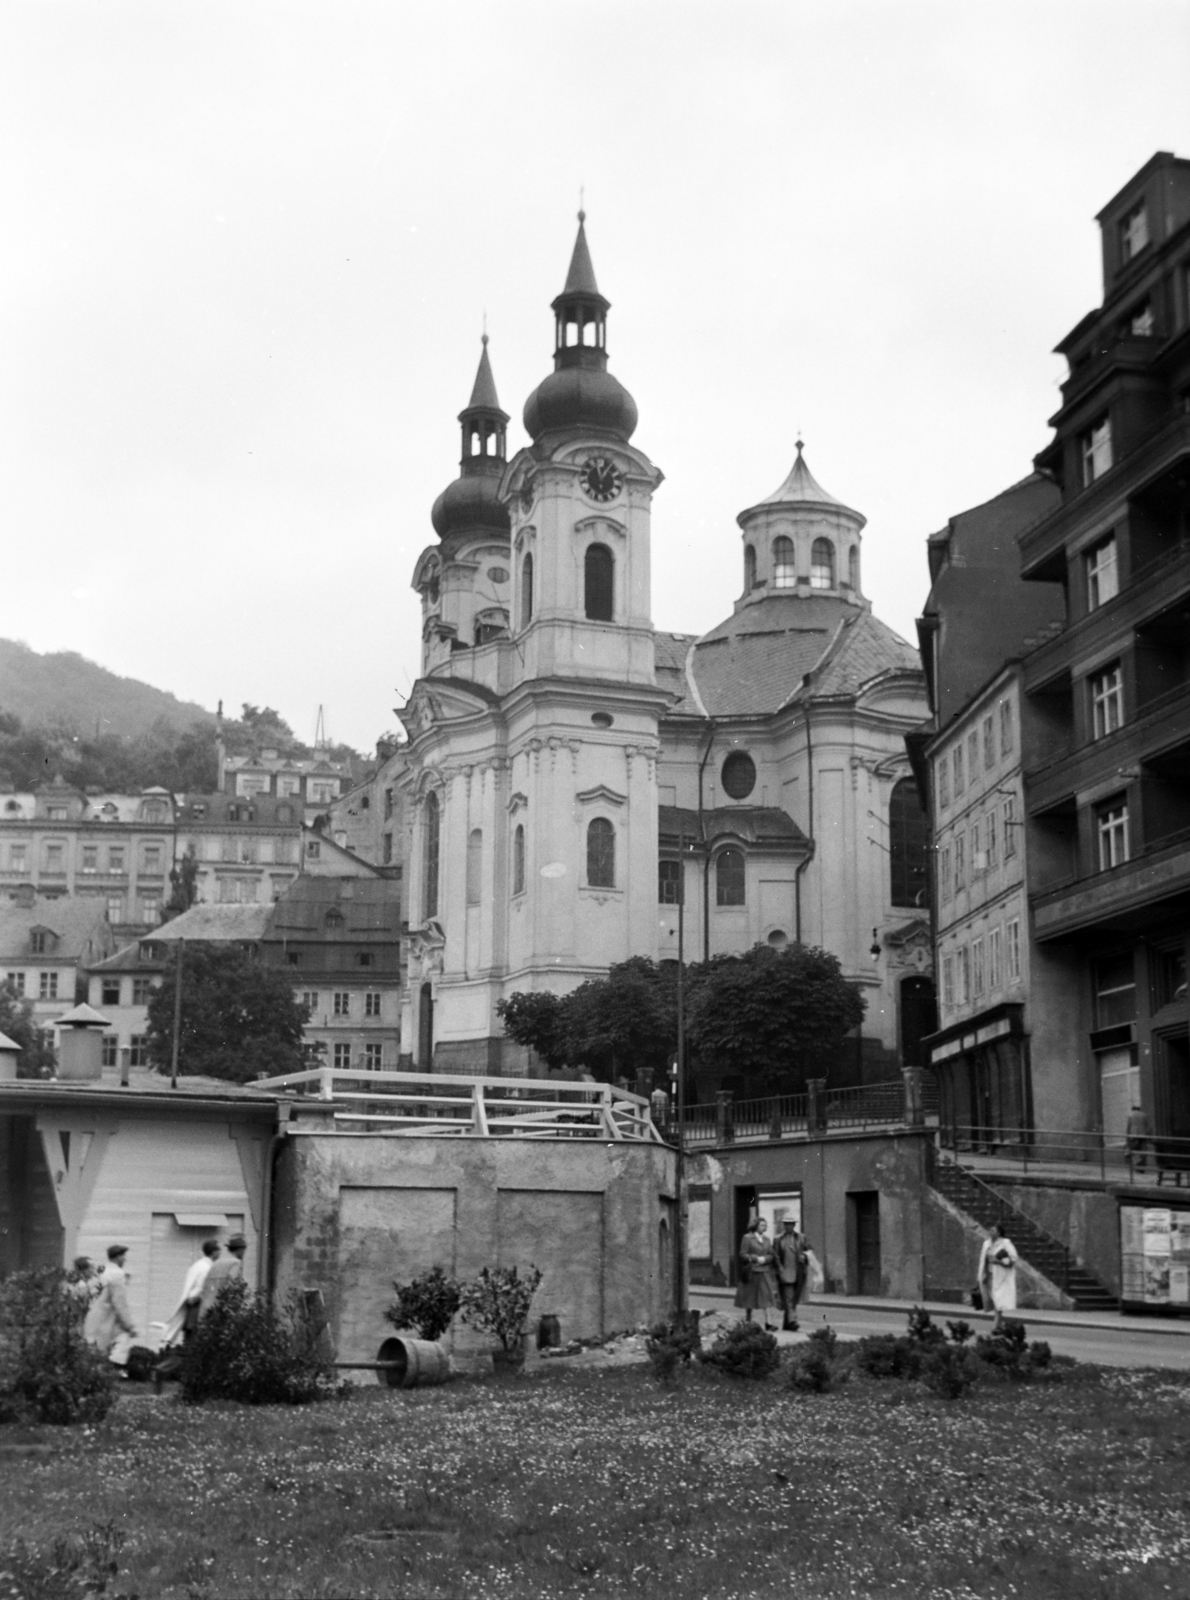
[
  {"x1": 523, "y1": 365, "x2": 638, "y2": 443},
  {"x1": 431, "y1": 471, "x2": 510, "y2": 539}
]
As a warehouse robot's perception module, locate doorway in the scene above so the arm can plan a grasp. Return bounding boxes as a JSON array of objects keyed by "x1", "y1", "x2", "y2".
[
  {"x1": 847, "y1": 1191, "x2": 881, "y2": 1295},
  {"x1": 899, "y1": 976, "x2": 937, "y2": 1067}
]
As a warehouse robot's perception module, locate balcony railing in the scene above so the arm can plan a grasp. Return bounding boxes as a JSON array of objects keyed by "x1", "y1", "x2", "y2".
[
  {"x1": 253, "y1": 1066, "x2": 661, "y2": 1142},
  {"x1": 678, "y1": 1077, "x2": 936, "y2": 1146},
  {"x1": 939, "y1": 1122, "x2": 1190, "y2": 1184}
]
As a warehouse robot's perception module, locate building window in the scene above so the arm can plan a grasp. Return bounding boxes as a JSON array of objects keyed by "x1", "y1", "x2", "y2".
[
  {"x1": 81, "y1": 845, "x2": 98, "y2": 873},
  {"x1": 938, "y1": 846, "x2": 952, "y2": 904},
  {"x1": 1080, "y1": 419, "x2": 1113, "y2": 488},
  {"x1": 333, "y1": 992, "x2": 350, "y2": 1017},
  {"x1": 586, "y1": 817, "x2": 615, "y2": 888},
  {"x1": 1085, "y1": 535, "x2": 1119, "y2": 610},
  {"x1": 1151, "y1": 946, "x2": 1187, "y2": 1010},
  {"x1": 301, "y1": 992, "x2": 318, "y2": 1012},
  {"x1": 101, "y1": 979, "x2": 121, "y2": 1006},
  {"x1": 365, "y1": 992, "x2": 381, "y2": 1018},
  {"x1": 967, "y1": 730, "x2": 978, "y2": 779},
  {"x1": 1120, "y1": 202, "x2": 1149, "y2": 262},
  {"x1": 356, "y1": 952, "x2": 374, "y2": 968},
  {"x1": 988, "y1": 927, "x2": 1003, "y2": 991},
  {"x1": 305, "y1": 839, "x2": 321, "y2": 861},
  {"x1": 276, "y1": 804, "x2": 293, "y2": 826},
  {"x1": 1096, "y1": 797, "x2": 1129, "y2": 870},
  {"x1": 30, "y1": 932, "x2": 50, "y2": 954},
  {"x1": 952, "y1": 743, "x2": 964, "y2": 797},
  {"x1": 286, "y1": 952, "x2": 301, "y2": 967},
  {"x1": 970, "y1": 820, "x2": 982, "y2": 874},
  {"x1": 129, "y1": 1034, "x2": 149, "y2": 1067},
  {"x1": 985, "y1": 809, "x2": 998, "y2": 869},
  {"x1": 39, "y1": 971, "x2": 58, "y2": 1000},
  {"x1": 9, "y1": 844, "x2": 26, "y2": 870},
  {"x1": 848, "y1": 546, "x2": 859, "y2": 590},
  {"x1": 715, "y1": 847, "x2": 745, "y2": 907},
  {"x1": 132, "y1": 977, "x2": 153, "y2": 1005},
  {"x1": 423, "y1": 791, "x2": 440, "y2": 919},
  {"x1": 1129, "y1": 300, "x2": 1155, "y2": 337},
  {"x1": 1003, "y1": 796, "x2": 1017, "y2": 859},
  {"x1": 1006, "y1": 919, "x2": 1021, "y2": 983},
  {"x1": 141, "y1": 844, "x2": 163, "y2": 874},
  {"x1": 106, "y1": 896, "x2": 123, "y2": 921},
  {"x1": 333, "y1": 1042, "x2": 351, "y2": 1069},
  {"x1": 384, "y1": 788, "x2": 394, "y2": 820},
  {"x1": 520, "y1": 552, "x2": 534, "y2": 629},
  {"x1": 772, "y1": 536, "x2": 795, "y2": 589},
  {"x1": 982, "y1": 716, "x2": 995, "y2": 771},
  {"x1": 956, "y1": 946, "x2": 970, "y2": 1008},
  {"x1": 889, "y1": 777, "x2": 928, "y2": 907},
  {"x1": 466, "y1": 828, "x2": 483, "y2": 906},
  {"x1": 1095, "y1": 954, "x2": 1136, "y2": 1027},
  {"x1": 1090, "y1": 663, "x2": 1124, "y2": 739},
  {"x1": 364, "y1": 1042, "x2": 383, "y2": 1071},
  {"x1": 953, "y1": 834, "x2": 965, "y2": 892},
  {"x1": 658, "y1": 858, "x2": 682, "y2": 905},
  {"x1": 140, "y1": 896, "x2": 161, "y2": 925},
  {"x1": 744, "y1": 544, "x2": 757, "y2": 589},
  {"x1": 382, "y1": 832, "x2": 393, "y2": 865},
  {"x1": 810, "y1": 538, "x2": 835, "y2": 589},
  {"x1": 101, "y1": 1035, "x2": 118, "y2": 1068},
  {"x1": 43, "y1": 843, "x2": 64, "y2": 874},
  {"x1": 721, "y1": 751, "x2": 757, "y2": 800},
  {"x1": 999, "y1": 700, "x2": 1013, "y2": 754},
  {"x1": 512, "y1": 824, "x2": 526, "y2": 896},
  {"x1": 972, "y1": 938, "x2": 985, "y2": 999},
  {"x1": 940, "y1": 954, "x2": 954, "y2": 1010},
  {"x1": 108, "y1": 847, "x2": 125, "y2": 872},
  {"x1": 5, "y1": 973, "x2": 25, "y2": 996},
  {"x1": 937, "y1": 756, "x2": 950, "y2": 811},
  {"x1": 584, "y1": 543, "x2": 614, "y2": 621}
]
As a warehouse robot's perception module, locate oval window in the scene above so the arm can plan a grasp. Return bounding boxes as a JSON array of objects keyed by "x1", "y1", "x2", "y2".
[
  {"x1": 487, "y1": 566, "x2": 509, "y2": 584},
  {"x1": 591, "y1": 712, "x2": 614, "y2": 728},
  {"x1": 721, "y1": 752, "x2": 757, "y2": 800}
]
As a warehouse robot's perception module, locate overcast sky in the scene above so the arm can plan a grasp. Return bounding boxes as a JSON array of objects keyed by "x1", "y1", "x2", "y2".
[{"x1": 2, "y1": 2, "x2": 1188, "y2": 752}]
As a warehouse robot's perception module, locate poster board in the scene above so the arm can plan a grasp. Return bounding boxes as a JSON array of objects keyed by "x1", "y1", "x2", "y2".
[{"x1": 1119, "y1": 1204, "x2": 1190, "y2": 1309}]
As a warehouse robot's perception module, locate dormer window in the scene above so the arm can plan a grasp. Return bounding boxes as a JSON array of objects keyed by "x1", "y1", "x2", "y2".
[
  {"x1": 30, "y1": 929, "x2": 55, "y2": 954},
  {"x1": 1120, "y1": 202, "x2": 1149, "y2": 263},
  {"x1": 325, "y1": 908, "x2": 345, "y2": 928}
]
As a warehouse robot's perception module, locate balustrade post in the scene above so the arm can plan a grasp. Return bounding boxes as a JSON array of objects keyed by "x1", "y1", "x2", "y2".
[
  {"x1": 901, "y1": 1066, "x2": 924, "y2": 1129},
  {"x1": 768, "y1": 1098, "x2": 782, "y2": 1141},
  {"x1": 715, "y1": 1089, "x2": 734, "y2": 1145},
  {"x1": 807, "y1": 1077, "x2": 827, "y2": 1135}
]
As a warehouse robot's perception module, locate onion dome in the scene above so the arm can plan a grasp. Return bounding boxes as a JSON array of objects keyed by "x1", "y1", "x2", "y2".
[
  {"x1": 431, "y1": 336, "x2": 512, "y2": 540},
  {"x1": 523, "y1": 213, "x2": 638, "y2": 444}
]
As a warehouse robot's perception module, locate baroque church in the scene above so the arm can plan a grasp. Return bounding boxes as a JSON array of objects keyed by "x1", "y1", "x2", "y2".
[{"x1": 395, "y1": 216, "x2": 933, "y2": 1085}]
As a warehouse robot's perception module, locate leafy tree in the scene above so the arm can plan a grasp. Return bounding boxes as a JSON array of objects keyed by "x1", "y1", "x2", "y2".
[
  {"x1": 494, "y1": 991, "x2": 568, "y2": 1070},
  {"x1": 145, "y1": 944, "x2": 309, "y2": 1084},
  {"x1": 559, "y1": 956, "x2": 676, "y2": 1080},
  {"x1": 0, "y1": 981, "x2": 56, "y2": 1079},
  {"x1": 686, "y1": 943, "x2": 864, "y2": 1094},
  {"x1": 165, "y1": 849, "x2": 200, "y2": 916}
]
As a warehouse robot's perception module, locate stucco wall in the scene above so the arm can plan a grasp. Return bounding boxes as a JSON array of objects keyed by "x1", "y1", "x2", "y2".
[
  {"x1": 988, "y1": 1179, "x2": 1121, "y2": 1296},
  {"x1": 920, "y1": 1186, "x2": 1071, "y2": 1309},
  {"x1": 272, "y1": 1131, "x2": 676, "y2": 1363}
]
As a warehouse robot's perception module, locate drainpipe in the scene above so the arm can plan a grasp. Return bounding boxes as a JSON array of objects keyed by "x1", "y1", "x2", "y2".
[
  {"x1": 696, "y1": 721, "x2": 716, "y2": 963},
  {"x1": 794, "y1": 699, "x2": 815, "y2": 944}
]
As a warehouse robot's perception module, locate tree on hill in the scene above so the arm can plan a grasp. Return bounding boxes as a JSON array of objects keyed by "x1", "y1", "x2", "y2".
[
  {"x1": 0, "y1": 981, "x2": 56, "y2": 1079},
  {"x1": 145, "y1": 946, "x2": 309, "y2": 1084}
]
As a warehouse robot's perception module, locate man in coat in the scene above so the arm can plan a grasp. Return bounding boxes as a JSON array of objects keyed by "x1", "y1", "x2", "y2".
[
  {"x1": 198, "y1": 1233, "x2": 247, "y2": 1316},
  {"x1": 83, "y1": 1244, "x2": 138, "y2": 1376},
  {"x1": 773, "y1": 1217, "x2": 809, "y2": 1332}
]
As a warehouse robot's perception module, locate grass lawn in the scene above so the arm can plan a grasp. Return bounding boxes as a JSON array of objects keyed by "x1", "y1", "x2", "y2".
[{"x1": 2, "y1": 1356, "x2": 1190, "y2": 1600}]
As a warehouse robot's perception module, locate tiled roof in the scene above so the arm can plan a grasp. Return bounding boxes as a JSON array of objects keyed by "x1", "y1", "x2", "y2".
[
  {"x1": 0, "y1": 896, "x2": 111, "y2": 960},
  {"x1": 810, "y1": 612, "x2": 922, "y2": 699},
  {"x1": 88, "y1": 939, "x2": 167, "y2": 974},
  {"x1": 686, "y1": 595, "x2": 851, "y2": 716},
  {"x1": 152, "y1": 904, "x2": 273, "y2": 942},
  {"x1": 267, "y1": 876, "x2": 400, "y2": 940},
  {"x1": 177, "y1": 794, "x2": 302, "y2": 826},
  {"x1": 654, "y1": 633, "x2": 697, "y2": 713},
  {"x1": 659, "y1": 805, "x2": 808, "y2": 848}
]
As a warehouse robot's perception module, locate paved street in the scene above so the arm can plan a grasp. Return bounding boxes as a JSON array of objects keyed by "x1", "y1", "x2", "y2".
[{"x1": 690, "y1": 1289, "x2": 1190, "y2": 1371}]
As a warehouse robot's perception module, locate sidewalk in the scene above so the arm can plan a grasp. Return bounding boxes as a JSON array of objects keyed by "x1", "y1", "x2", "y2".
[{"x1": 689, "y1": 1285, "x2": 1190, "y2": 1338}]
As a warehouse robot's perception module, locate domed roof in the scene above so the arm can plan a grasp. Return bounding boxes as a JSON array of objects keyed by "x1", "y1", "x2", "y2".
[
  {"x1": 737, "y1": 441, "x2": 865, "y2": 528},
  {"x1": 523, "y1": 365, "x2": 638, "y2": 443},
  {"x1": 431, "y1": 471, "x2": 510, "y2": 539}
]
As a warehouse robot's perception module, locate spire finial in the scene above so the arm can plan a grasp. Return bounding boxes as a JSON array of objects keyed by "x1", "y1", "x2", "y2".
[
  {"x1": 578, "y1": 183, "x2": 585, "y2": 223},
  {"x1": 795, "y1": 437, "x2": 804, "y2": 457}
]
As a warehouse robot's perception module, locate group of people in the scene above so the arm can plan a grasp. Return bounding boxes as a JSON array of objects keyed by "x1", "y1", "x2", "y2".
[
  {"x1": 734, "y1": 1213, "x2": 1021, "y2": 1333},
  {"x1": 79, "y1": 1234, "x2": 248, "y2": 1377}
]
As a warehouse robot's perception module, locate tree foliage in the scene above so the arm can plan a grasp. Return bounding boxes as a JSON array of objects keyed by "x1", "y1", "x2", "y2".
[
  {"x1": 145, "y1": 944, "x2": 309, "y2": 1083},
  {"x1": 494, "y1": 991, "x2": 568, "y2": 1070},
  {"x1": 165, "y1": 849, "x2": 200, "y2": 916},
  {"x1": 0, "y1": 981, "x2": 56, "y2": 1079},
  {"x1": 0, "y1": 1268, "x2": 115, "y2": 1425}
]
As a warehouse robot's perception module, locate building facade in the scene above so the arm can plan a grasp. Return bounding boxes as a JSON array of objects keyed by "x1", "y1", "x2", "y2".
[{"x1": 0, "y1": 893, "x2": 114, "y2": 1040}]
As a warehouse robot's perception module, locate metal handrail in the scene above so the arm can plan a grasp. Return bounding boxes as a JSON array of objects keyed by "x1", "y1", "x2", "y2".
[{"x1": 939, "y1": 1122, "x2": 1190, "y2": 1182}]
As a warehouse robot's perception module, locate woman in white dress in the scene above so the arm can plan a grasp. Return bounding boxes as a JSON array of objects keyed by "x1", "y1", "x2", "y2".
[{"x1": 978, "y1": 1223, "x2": 1019, "y2": 1330}]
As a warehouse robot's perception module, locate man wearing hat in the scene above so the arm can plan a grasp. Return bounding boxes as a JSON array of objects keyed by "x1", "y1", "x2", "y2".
[
  {"x1": 198, "y1": 1233, "x2": 248, "y2": 1317},
  {"x1": 83, "y1": 1245, "x2": 138, "y2": 1376},
  {"x1": 773, "y1": 1217, "x2": 809, "y2": 1332}
]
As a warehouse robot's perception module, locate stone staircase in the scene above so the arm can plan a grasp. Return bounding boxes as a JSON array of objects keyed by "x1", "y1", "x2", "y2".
[{"x1": 929, "y1": 1152, "x2": 1118, "y2": 1312}]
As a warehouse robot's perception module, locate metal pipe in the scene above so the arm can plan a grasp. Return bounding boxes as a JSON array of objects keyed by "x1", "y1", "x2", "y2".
[
  {"x1": 696, "y1": 721, "x2": 715, "y2": 963},
  {"x1": 169, "y1": 939, "x2": 184, "y2": 1089}
]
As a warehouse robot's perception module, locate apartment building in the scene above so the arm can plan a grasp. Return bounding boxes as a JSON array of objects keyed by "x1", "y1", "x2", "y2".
[{"x1": 0, "y1": 893, "x2": 114, "y2": 1036}]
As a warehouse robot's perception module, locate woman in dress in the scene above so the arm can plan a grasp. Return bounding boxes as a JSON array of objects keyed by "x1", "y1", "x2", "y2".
[
  {"x1": 733, "y1": 1215, "x2": 779, "y2": 1331},
  {"x1": 977, "y1": 1222, "x2": 1019, "y2": 1330}
]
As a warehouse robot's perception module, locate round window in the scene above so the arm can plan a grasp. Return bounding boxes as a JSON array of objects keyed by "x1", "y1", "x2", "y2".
[
  {"x1": 487, "y1": 566, "x2": 509, "y2": 584},
  {"x1": 591, "y1": 712, "x2": 614, "y2": 728},
  {"x1": 721, "y1": 751, "x2": 757, "y2": 800},
  {"x1": 767, "y1": 929, "x2": 788, "y2": 949}
]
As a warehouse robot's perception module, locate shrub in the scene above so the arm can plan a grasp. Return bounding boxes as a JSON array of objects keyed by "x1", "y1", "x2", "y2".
[
  {"x1": 700, "y1": 1320, "x2": 780, "y2": 1381},
  {"x1": 459, "y1": 1266, "x2": 543, "y2": 1353},
  {"x1": 180, "y1": 1281, "x2": 339, "y2": 1405},
  {"x1": 0, "y1": 1268, "x2": 114, "y2": 1426},
  {"x1": 385, "y1": 1266, "x2": 461, "y2": 1343},
  {"x1": 921, "y1": 1342, "x2": 980, "y2": 1401},
  {"x1": 789, "y1": 1325, "x2": 843, "y2": 1394},
  {"x1": 974, "y1": 1319, "x2": 1054, "y2": 1382},
  {"x1": 646, "y1": 1312, "x2": 702, "y2": 1384},
  {"x1": 854, "y1": 1334, "x2": 924, "y2": 1381},
  {"x1": 945, "y1": 1319, "x2": 975, "y2": 1345},
  {"x1": 906, "y1": 1306, "x2": 945, "y2": 1346}
]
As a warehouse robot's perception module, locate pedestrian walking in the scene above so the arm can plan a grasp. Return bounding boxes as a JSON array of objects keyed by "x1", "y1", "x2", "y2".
[
  {"x1": 198, "y1": 1233, "x2": 247, "y2": 1316},
  {"x1": 977, "y1": 1222, "x2": 1019, "y2": 1330},
  {"x1": 773, "y1": 1217, "x2": 809, "y2": 1331},
  {"x1": 733, "y1": 1215, "x2": 779, "y2": 1331},
  {"x1": 83, "y1": 1245, "x2": 138, "y2": 1376},
  {"x1": 1125, "y1": 1104, "x2": 1161, "y2": 1182},
  {"x1": 164, "y1": 1239, "x2": 221, "y2": 1345}
]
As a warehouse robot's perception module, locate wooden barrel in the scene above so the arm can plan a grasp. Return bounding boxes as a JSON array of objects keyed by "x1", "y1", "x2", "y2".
[{"x1": 375, "y1": 1336, "x2": 450, "y2": 1389}]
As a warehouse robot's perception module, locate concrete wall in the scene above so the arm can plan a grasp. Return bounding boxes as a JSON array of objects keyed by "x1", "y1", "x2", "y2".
[
  {"x1": 272, "y1": 1130, "x2": 676, "y2": 1364},
  {"x1": 689, "y1": 1131, "x2": 933, "y2": 1302},
  {"x1": 989, "y1": 1178, "x2": 1121, "y2": 1296}
]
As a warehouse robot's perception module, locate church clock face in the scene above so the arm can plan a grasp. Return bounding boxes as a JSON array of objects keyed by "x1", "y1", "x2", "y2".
[{"x1": 580, "y1": 456, "x2": 623, "y2": 503}]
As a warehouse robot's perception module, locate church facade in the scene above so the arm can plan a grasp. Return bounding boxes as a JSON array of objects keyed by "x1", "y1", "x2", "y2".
[{"x1": 396, "y1": 218, "x2": 933, "y2": 1083}]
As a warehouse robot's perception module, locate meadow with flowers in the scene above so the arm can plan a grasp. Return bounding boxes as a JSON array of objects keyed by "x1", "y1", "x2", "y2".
[{"x1": 2, "y1": 1356, "x2": 1189, "y2": 1599}]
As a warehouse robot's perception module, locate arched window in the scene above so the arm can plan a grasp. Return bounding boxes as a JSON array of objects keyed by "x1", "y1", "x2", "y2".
[
  {"x1": 512, "y1": 824, "x2": 525, "y2": 895},
  {"x1": 520, "y1": 552, "x2": 534, "y2": 629},
  {"x1": 810, "y1": 538, "x2": 835, "y2": 589},
  {"x1": 423, "y1": 791, "x2": 440, "y2": 920},
  {"x1": 466, "y1": 828, "x2": 482, "y2": 906},
  {"x1": 716, "y1": 847, "x2": 745, "y2": 906},
  {"x1": 584, "y1": 543, "x2": 614, "y2": 621},
  {"x1": 744, "y1": 544, "x2": 757, "y2": 590},
  {"x1": 772, "y1": 536, "x2": 796, "y2": 589},
  {"x1": 889, "y1": 777, "x2": 929, "y2": 907},
  {"x1": 848, "y1": 545, "x2": 860, "y2": 591},
  {"x1": 586, "y1": 817, "x2": 615, "y2": 887}
]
